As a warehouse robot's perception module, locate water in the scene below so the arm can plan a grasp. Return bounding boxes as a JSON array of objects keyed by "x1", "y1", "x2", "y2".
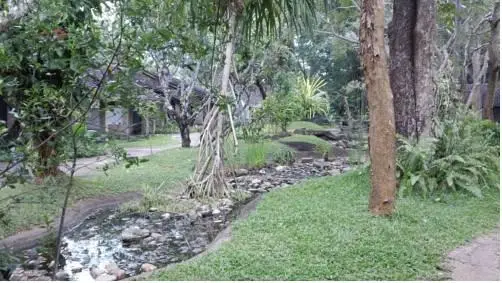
[{"x1": 60, "y1": 209, "x2": 225, "y2": 281}]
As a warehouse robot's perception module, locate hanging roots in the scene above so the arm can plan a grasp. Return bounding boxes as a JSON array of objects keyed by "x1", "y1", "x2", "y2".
[{"x1": 187, "y1": 104, "x2": 231, "y2": 199}]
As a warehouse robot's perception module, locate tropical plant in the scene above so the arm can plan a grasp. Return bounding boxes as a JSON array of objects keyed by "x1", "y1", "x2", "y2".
[
  {"x1": 294, "y1": 76, "x2": 330, "y2": 120},
  {"x1": 397, "y1": 114, "x2": 500, "y2": 198},
  {"x1": 257, "y1": 94, "x2": 300, "y2": 132}
]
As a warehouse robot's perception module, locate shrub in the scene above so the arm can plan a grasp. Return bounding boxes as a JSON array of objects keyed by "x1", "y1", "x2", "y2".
[
  {"x1": 294, "y1": 76, "x2": 330, "y2": 120},
  {"x1": 272, "y1": 147, "x2": 296, "y2": 165},
  {"x1": 397, "y1": 116, "x2": 499, "y2": 198},
  {"x1": 256, "y1": 94, "x2": 300, "y2": 132}
]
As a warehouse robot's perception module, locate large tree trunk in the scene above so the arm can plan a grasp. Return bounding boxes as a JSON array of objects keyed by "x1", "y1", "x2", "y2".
[
  {"x1": 35, "y1": 131, "x2": 60, "y2": 178},
  {"x1": 483, "y1": 2, "x2": 500, "y2": 120},
  {"x1": 360, "y1": 0, "x2": 397, "y2": 216},
  {"x1": 413, "y1": 0, "x2": 436, "y2": 137},
  {"x1": 389, "y1": 0, "x2": 416, "y2": 138},
  {"x1": 389, "y1": 0, "x2": 436, "y2": 140},
  {"x1": 179, "y1": 122, "x2": 191, "y2": 148}
]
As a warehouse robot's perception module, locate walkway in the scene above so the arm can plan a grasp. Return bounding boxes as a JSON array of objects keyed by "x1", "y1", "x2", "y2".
[
  {"x1": 446, "y1": 230, "x2": 500, "y2": 281},
  {"x1": 61, "y1": 132, "x2": 200, "y2": 177}
]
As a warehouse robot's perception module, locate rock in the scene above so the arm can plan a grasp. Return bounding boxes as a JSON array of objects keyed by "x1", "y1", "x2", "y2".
[
  {"x1": 259, "y1": 169, "x2": 267, "y2": 175},
  {"x1": 151, "y1": 232, "x2": 163, "y2": 239},
  {"x1": 70, "y1": 262, "x2": 84, "y2": 273},
  {"x1": 149, "y1": 207, "x2": 158, "y2": 212},
  {"x1": 262, "y1": 181, "x2": 272, "y2": 189},
  {"x1": 198, "y1": 205, "x2": 212, "y2": 217},
  {"x1": 275, "y1": 165, "x2": 287, "y2": 172},
  {"x1": 8, "y1": 268, "x2": 25, "y2": 281},
  {"x1": 300, "y1": 157, "x2": 314, "y2": 163},
  {"x1": 313, "y1": 160, "x2": 328, "y2": 169},
  {"x1": 121, "y1": 226, "x2": 151, "y2": 242},
  {"x1": 140, "y1": 263, "x2": 157, "y2": 273},
  {"x1": 104, "y1": 262, "x2": 126, "y2": 280},
  {"x1": 90, "y1": 266, "x2": 106, "y2": 279},
  {"x1": 96, "y1": 274, "x2": 118, "y2": 281},
  {"x1": 212, "y1": 208, "x2": 221, "y2": 215},
  {"x1": 234, "y1": 168, "x2": 249, "y2": 177},
  {"x1": 161, "y1": 213, "x2": 171, "y2": 220},
  {"x1": 55, "y1": 270, "x2": 70, "y2": 281},
  {"x1": 24, "y1": 260, "x2": 39, "y2": 270},
  {"x1": 251, "y1": 178, "x2": 262, "y2": 185}
]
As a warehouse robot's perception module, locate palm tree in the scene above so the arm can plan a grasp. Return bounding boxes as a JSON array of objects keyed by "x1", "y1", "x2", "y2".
[{"x1": 188, "y1": 0, "x2": 316, "y2": 198}]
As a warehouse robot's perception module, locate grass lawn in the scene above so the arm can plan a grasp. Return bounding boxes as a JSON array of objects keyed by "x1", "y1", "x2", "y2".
[
  {"x1": 278, "y1": 134, "x2": 333, "y2": 154},
  {"x1": 287, "y1": 121, "x2": 326, "y2": 131},
  {"x1": 152, "y1": 169, "x2": 499, "y2": 280},
  {"x1": 112, "y1": 134, "x2": 177, "y2": 148}
]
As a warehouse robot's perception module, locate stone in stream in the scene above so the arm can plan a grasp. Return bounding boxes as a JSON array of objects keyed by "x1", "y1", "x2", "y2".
[
  {"x1": 104, "y1": 262, "x2": 126, "y2": 280},
  {"x1": 121, "y1": 226, "x2": 151, "y2": 242},
  {"x1": 55, "y1": 270, "x2": 70, "y2": 281},
  {"x1": 212, "y1": 208, "x2": 221, "y2": 216},
  {"x1": 70, "y1": 262, "x2": 83, "y2": 273},
  {"x1": 140, "y1": 263, "x2": 157, "y2": 273},
  {"x1": 275, "y1": 165, "x2": 287, "y2": 172},
  {"x1": 234, "y1": 168, "x2": 249, "y2": 177},
  {"x1": 90, "y1": 266, "x2": 106, "y2": 279},
  {"x1": 161, "y1": 213, "x2": 171, "y2": 220},
  {"x1": 313, "y1": 160, "x2": 328, "y2": 169}
]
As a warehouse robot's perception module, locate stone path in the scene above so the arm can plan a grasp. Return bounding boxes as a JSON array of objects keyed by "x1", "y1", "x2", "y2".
[
  {"x1": 61, "y1": 132, "x2": 200, "y2": 177},
  {"x1": 446, "y1": 230, "x2": 500, "y2": 281}
]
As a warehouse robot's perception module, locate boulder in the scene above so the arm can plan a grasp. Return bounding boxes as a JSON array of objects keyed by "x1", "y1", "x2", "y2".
[
  {"x1": 104, "y1": 262, "x2": 126, "y2": 280},
  {"x1": 70, "y1": 262, "x2": 84, "y2": 273},
  {"x1": 121, "y1": 226, "x2": 151, "y2": 242},
  {"x1": 212, "y1": 208, "x2": 221, "y2": 215},
  {"x1": 234, "y1": 168, "x2": 249, "y2": 177},
  {"x1": 140, "y1": 263, "x2": 157, "y2": 273},
  {"x1": 161, "y1": 213, "x2": 171, "y2": 220},
  {"x1": 313, "y1": 160, "x2": 328, "y2": 169},
  {"x1": 55, "y1": 271, "x2": 70, "y2": 281},
  {"x1": 275, "y1": 165, "x2": 287, "y2": 172},
  {"x1": 90, "y1": 266, "x2": 106, "y2": 279},
  {"x1": 198, "y1": 205, "x2": 212, "y2": 217}
]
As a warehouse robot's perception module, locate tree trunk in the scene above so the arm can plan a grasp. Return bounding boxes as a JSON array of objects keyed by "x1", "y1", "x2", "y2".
[
  {"x1": 483, "y1": 2, "x2": 500, "y2": 120},
  {"x1": 389, "y1": 0, "x2": 436, "y2": 140},
  {"x1": 35, "y1": 131, "x2": 60, "y2": 177},
  {"x1": 389, "y1": 0, "x2": 416, "y2": 138},
  {"x1": 360, "y1": 0, "x2": 397, "y2": 216},
  {"x1": 99, "y1": 100, "x2": 107, "y2": 133},
  {"x1": 179, "y1": 122, "x2": 191, "y2": 148},
  {"x1": 413, "y1": 0, "x2": 436, "y2": 137}
]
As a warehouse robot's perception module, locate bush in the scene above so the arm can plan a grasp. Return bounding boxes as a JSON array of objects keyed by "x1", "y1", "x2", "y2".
[
  {"x1": 256, "y1": 94, "x2": 300, "y2": 132},
  {"x1": 397, "y1": 116, "x2": 499, "y2": 198}
]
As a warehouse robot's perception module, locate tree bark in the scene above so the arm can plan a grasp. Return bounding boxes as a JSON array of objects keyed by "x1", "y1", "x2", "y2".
[
  {"x1": 360, "y1": 0, "x2": 397, "y2": 216},
  {"x1": 413, "y1": 0, "x2": 436, "y2": 137},
  {"x1": 389, "y1": 0, "x2": 416, "y2": 138},
  {"x1": 389, "y1": 0, "x2": 436, "y2": 140},
  {"x1": 483, "y1": 2, "x2": 500, "y2": 120},
  {"x1": 179, "y1": 122, "x2": 191, "y2": 148}
]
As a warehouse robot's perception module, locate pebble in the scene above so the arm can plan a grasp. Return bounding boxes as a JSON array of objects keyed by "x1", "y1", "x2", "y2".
[{"x1": 140, "y1": 263, "x2": 157, "y2": 273}]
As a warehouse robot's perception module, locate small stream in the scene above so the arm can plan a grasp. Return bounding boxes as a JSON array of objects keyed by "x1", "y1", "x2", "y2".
[
  {"x1": 60, "y1": 208, "x2": 227, "y2": 280},
  {"x1": 6, "y1": 154, "x2": 353, "y2": 281}
]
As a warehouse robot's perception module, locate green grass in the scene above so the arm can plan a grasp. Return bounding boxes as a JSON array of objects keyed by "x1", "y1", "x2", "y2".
[
  {"x1": 152, "y1": 169, "x2": 499, "y2": 280},
  {"x1": 226, "y1": 140, "x2": 296, "y2": 169},
  {"x1": 278, "y1": 134, "x2": 333, "y2": 154},
  {"x1": 287, "y1": 121, "x2": 326, "y2": 131},
  {"x1": 112, "y1": 134, "x2": 176, "y2": 148}
]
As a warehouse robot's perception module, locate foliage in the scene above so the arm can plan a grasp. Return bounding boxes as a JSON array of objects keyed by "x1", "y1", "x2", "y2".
[
  {"x1": 294, "y1": 76, "x2": 330, "y2": 120},
  {"x1": 152, "y1": 170, "x2": 499, "y2": 280},
  {"x1": 227, "y1": 140, "x2": 296, "y2": 168},
  {"x1": 64, "y1": 126, "x2": 108, "y2": 158},
  {"x1": 256, "y1": 94, "x2": 300, "y2": 132},
  {"x1": 397, "y1": 114, "x2": 499, "y2": 198}
]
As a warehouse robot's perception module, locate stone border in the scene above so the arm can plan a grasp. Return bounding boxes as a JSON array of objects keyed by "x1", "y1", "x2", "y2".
[{"x1": 0, "y1": 192, "x2": 143, "y2": 252}]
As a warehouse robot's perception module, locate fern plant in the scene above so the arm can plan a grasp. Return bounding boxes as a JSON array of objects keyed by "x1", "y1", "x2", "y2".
[{"x1": 397, "y1": 115, "x2": 500, "y2": 198}]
